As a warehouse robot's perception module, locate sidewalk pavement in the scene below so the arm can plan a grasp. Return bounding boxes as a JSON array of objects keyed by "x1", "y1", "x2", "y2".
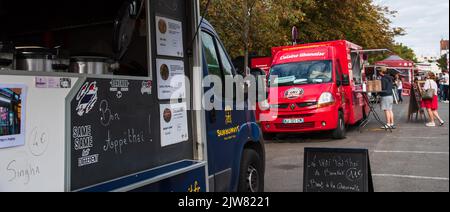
[{"x1": 264, "y1": 97, "x2": 449, "y2": 192}]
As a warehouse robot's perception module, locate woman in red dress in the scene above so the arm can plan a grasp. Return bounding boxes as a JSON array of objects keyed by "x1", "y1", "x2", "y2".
[{"x1": 422, "y1": 72, "x2": 445, "y2": 127}]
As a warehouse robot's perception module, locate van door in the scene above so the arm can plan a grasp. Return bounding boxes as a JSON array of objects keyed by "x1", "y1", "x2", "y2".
[
  {"x1": 335, "y1": 60, "x2": 346, "y2": 111},
  {"x1": 201, "y1": 31, "x2": 248, "y2": 192}
]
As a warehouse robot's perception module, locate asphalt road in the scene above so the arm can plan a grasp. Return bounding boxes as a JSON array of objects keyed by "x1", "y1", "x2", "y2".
[{"x1": 264, "y1": 97, "x2": 449, "y2": 192}]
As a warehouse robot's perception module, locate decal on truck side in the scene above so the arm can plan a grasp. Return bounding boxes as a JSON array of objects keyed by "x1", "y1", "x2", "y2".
[
  {"x1": 279, "y1": 52, "x2": 326, "y2": 61},
  {"x1": 76, "y1": 82, "x2": 98, "y2": 117},
  {"x1": 217, "y1": 126, "x2": 240, "y2": 141}
]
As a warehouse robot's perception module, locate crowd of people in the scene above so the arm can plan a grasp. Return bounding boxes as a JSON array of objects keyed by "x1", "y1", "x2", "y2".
[{"x1": 378, "y1": 67, "x2": 447, "y2": 129}]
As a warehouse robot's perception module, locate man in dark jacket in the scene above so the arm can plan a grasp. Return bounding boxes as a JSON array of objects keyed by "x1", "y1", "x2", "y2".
[{"x1": 380, "y1": 67, "x2": 395, "y2": 129}]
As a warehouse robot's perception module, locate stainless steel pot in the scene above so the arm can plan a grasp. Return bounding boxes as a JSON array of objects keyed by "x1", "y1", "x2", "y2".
[
  {"x1": 70, "y1": 56, "x2": 114, "y2": 75},
  {"x1": 15, "y1": 46, "x2": 53, "y2": 72},
  {"x1": 51, "y1": 46, "x2": 70, "y2": 72}
]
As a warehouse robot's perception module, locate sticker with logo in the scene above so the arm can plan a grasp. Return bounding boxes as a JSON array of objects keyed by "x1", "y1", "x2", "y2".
[
  {"x1": 76, "y1": 82, "x2": 98, "y2": 117},
  {"x1": 225, "y1": 106, "x2": 233, "y2": 125},
  {"x1": 110, "y1": 79, "x2": 130, "y2": 99},
  {"x1": 73, "y1": 125, "x2": 99, "y2": 167},
  {"x1": 285, "y1": 88, "x2": 304, "y2": 100},
  {"x1": 35, "y1": 77, "x2": 72, "y2": 89},
  {"x1": 141, "y1": 80, "x2": 152, "y2": 95}
]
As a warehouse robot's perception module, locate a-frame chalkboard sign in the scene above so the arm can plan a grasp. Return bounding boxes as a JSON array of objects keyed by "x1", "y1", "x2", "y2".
[
  {"x1": 408, "y1": 83, "x2": 426, "y2": 122},
  {"x1": 303, "y1": 148, "x2": 374, "y2": 192}
]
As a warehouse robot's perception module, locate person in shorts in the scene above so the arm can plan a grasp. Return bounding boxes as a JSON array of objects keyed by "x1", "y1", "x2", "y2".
[{"x1": 379, "y1": 67, "x2": 395, "y2": 129}]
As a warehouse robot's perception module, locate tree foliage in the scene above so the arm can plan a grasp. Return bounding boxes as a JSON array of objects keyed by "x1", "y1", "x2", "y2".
[
  {"x1": 369, "y1": 43, "x2": 418, "y2": 64},
  {"x1": 201, "y1": 0, "x2": 410, "y2": 63},
  {"x1": 437, "y1": 54, "x2": 449, "y2": 72}
]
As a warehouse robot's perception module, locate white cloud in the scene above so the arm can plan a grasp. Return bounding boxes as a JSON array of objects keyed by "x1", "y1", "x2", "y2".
[{"x1": 374, "y1": 0, "x2": 449, "y2": 57}]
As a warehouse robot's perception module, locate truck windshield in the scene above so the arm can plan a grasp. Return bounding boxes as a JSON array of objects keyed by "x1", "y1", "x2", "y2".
[{"x1": 269, "y1": 60, "x2": 332, "y2": 87}]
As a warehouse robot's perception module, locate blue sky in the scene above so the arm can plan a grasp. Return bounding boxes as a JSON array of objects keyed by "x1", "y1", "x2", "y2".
[{"x1": 374, "y1": 0, "x2": 449, "y2": 57}]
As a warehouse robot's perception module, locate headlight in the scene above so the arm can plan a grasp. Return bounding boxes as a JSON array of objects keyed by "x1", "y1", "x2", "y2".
[
  {"x1": 318, "y1": 92, "x2": 335, "y2": 108},
  {"x1": 259, "y1": 100, "x2": 270, "y2": 111}
]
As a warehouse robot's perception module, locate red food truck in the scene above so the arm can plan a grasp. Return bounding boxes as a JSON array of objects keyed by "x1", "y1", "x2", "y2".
[
  {"x1": 260, "y1": 40, "x2": 369, "y2": 140},
  {"x1": 251, "y1": 57, "x2": 272, "y2": 75}
]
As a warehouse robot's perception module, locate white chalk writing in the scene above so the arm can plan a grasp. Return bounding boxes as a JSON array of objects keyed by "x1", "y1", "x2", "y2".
[
  {"x1": 6, "y1": 160, "x2": 40, "y2": 185},
  {"x1": 99, "y1": 100, "x2": 120, "y2": 127},
  {"x1": 28, "y1": 127, "x2": 50, "y2": 157},
  {"x1": 103, "y1": 129, "x2": 148, "y2": 155}
]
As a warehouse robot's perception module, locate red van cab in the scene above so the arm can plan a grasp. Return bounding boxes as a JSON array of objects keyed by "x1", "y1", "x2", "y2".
[{"x1": 260, "y1": 40, "x2": 369, "y2": 139}]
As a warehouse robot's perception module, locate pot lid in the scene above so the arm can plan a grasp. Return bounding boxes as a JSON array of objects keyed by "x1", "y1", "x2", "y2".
[
  {"x1": 16, "y1": 46, "x2": 52, "y2": 54},
  {"x1": 15, "y1": 46, "x2": 54, "y2": 58},
  {"x1": 113, "y1": 0, "x2": 144, "y2": 61},
  {"x1": 70, "y1": 55, "x2": 113, "y2": 63}
]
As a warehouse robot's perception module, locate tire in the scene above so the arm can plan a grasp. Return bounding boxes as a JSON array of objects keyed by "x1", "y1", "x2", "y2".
[
  {"x1": 238, "y1": 149, "x2": 264, "y2": 192},
  {"x1": 332, "y1": 112, "x2": 346, "y2": 139}
]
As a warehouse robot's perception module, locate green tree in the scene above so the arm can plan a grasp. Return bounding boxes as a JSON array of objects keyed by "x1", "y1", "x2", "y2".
[
  {"x1": 287, "y1": 0, "x2": 404, "y2": 49},
  {"x1": 201, "y1": 0, "x2": 407, "y2": 67},
  {"x1": 437, "y1": 54, "x2": 449, "y2": 71},
  {"x1": 201, "y1": 0, "x2": 303, "y2": 70}
]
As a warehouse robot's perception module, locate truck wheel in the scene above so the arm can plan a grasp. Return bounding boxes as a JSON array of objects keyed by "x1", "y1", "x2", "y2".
[
  {"x1": 332, "y1": 112, "x2": 346, "y2": 139},
  {"x1": 238, "y1": 149, "x2": 264, "y2": 192}
]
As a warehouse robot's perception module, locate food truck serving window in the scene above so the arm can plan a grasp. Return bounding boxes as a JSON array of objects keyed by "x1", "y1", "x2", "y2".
[
  {"x1": 0, "y1": 0, "x2": 149, "y2": 77},
  {"x1": 351, "y1": 52, "x2": 363, "y2": 85}
]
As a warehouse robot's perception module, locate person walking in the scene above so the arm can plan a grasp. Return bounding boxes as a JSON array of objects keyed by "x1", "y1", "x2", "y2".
[
  {"x1": 422, "y1": 72, "x2": 445, "y2": 127},
  {"x1": 395, "y1": 74, "x2": 404, "y2": 104},
  {"x1": 379, "y1": 67, "x2": 395, "y2": 129},
  {"x1": 438, "y1": 74, "x2": 444, "y2": 102},
  {"x1": 442, "y1": 70, "x2": 449, "y2": 103}
]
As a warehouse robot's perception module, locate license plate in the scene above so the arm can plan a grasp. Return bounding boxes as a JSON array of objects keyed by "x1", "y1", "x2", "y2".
[{"x1": 283, "y1": 118, "x2": 304, "y2": 124}]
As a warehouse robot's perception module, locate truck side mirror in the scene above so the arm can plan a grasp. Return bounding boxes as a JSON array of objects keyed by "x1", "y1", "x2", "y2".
[{"x1": 342, "y1": 74, "x2": 351, "y2": 86}]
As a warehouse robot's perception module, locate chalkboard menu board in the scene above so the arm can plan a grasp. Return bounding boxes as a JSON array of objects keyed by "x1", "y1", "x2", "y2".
[
  {"x1": 409, "y1": 84, "x2": 422, "y2": 118},
  {"x1": 303, "y1": 148, "x2": 374, "y2": 192},
  {"x1": 70, "y1": 78, "x2": 193, "y2": 191}
]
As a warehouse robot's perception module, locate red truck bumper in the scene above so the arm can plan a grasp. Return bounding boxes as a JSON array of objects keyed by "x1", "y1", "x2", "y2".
[{"x1": 261, "y1": 106, "x2": 339, "y2": 134}]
